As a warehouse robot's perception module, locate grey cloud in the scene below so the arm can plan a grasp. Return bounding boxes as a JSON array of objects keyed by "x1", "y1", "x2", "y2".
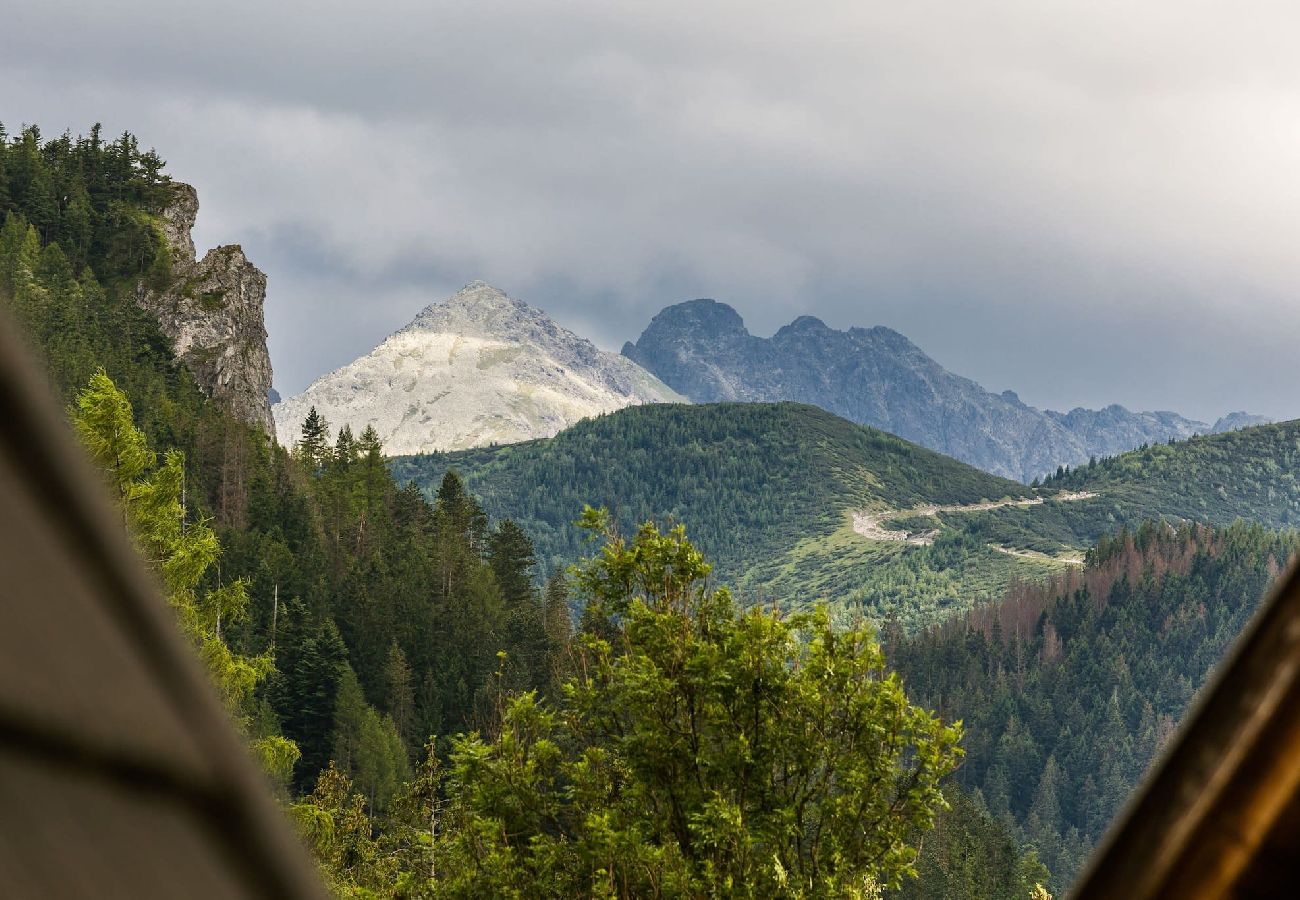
[{"x1": 5, "y1": 2, "x2": 1300, "y2": 420}]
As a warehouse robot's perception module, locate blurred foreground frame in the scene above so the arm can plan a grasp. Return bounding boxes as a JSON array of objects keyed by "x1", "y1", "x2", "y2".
[{"x1": 0, "y1": 310, "x2": 324, "y2": 896}]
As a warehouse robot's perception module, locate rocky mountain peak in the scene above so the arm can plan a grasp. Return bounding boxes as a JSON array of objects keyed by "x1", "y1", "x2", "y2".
[
  {"x1": 273, "y1": 283, "x2": 682, "y2": 456},
  {"x1": 779, "y1": 315, "x2": 829, "y2": 335},
  {"x1": 648, "y1": 298, "x2": 749, "y2": 338},
  {"x1": 622, "y1": 298, "x2": 767, "y2": 402},
  {"x1": 134, "y1": 182, "x2": 274, "y2": 435},
  {"x1": 1212, "y1": 411, "x2": 1272, "y2": 432},
  {"x1": 406, "y1": 281, "x2": 541, "y2": 337}
]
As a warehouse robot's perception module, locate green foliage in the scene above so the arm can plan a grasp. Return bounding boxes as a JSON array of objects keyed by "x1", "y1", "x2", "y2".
[
  {"x1": 751, "y1": 520, "x2": 1067, "y2": 628},
  {"x1": 71, "y1": 370, "x2": 290, "y2": 759},
  {"x1": 297, "y1": 406, "x2": 332, "y2": 472},
  {"x1": 0, "y1": 208, "x2": 221, "y2": 467},
  {"x1": 434, "y1": 515, "x2": 962, "y2": 897},
  {"x1": 332, "y1": 664, "x2": 411, "y2": 815},
  {"x1": 893, "y1": 788, "x2": 1050, "y2": 900},
  {"x1": 0, "y1": 123, "x2": 172, "y2": 284},
  {"x1": 292, "y1": 763, "x2": 400, "y2": 896}
]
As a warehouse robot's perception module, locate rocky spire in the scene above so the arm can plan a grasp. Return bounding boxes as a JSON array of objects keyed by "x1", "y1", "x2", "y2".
[{"x1": 135, "y1": 183, "x2": 275, "y2": 435}]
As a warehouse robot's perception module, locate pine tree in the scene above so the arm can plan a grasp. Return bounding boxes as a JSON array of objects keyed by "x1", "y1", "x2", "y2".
[
  {"x1": 333, "y1": 423, "x2": 356, "y2": 469},
  {"x1": 486, "y1": 519, "x2": 536, "y2": 607},
  {"x1": 297, "y1": 406, "x2": 330, "y2": 471},
  {"x1": 435, "y1": 470, "x2": 487, "y2": 551},
  {"x1": 541, "y1": 571, "x2": 573, "y2": 693},
  {"x1": 356, "y1": 424, "x2": 386, "y2": 557},
  {"x1": 276, "y1": 610, "x2": 348, "y2": 791}
]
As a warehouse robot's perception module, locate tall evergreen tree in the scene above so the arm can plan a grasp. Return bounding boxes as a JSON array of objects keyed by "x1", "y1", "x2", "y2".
[
  {"x1": 486, "y1": 519, "x2": 536, "y2": 607},
  {"x1": 297, "y1": 406, "x2": 330, "y2": 471}
]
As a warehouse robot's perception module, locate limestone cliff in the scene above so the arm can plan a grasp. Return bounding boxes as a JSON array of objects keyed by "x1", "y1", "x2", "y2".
[{"x1": 136, "y1": 183, "x2": 274, "y2": 434}]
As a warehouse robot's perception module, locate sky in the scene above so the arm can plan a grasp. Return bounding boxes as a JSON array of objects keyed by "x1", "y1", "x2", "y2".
[{"x1": 5, "y1": 1, "x2": 1300, "y2": 421}]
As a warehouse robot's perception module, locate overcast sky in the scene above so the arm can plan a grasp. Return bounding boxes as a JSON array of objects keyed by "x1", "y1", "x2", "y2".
[{"x1": 6, "y1": 1, "x2": 1300, "y2": 420}]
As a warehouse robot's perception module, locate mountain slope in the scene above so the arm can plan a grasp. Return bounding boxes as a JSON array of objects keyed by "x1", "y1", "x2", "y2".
[
  {"x1": 274, "y1": 282, "x2": 682, "y2": 454},
  {"x1": 965, "y1": 419, "x2": 1300, "y2": 552},
  {"x1": 393, "y1": 408, "x2": 1300, "y2": 626},
  {"x1": 622, "y1": 298, "x2": 1265, "y2": 482},
  {"x1": 390, "y1": 402, "x2": 1070, "y2": 623}
]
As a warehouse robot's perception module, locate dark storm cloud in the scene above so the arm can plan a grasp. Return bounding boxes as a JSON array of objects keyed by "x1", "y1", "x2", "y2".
[{"x1": 5, "y1": 1, "x2": 1300, "y2": 420}]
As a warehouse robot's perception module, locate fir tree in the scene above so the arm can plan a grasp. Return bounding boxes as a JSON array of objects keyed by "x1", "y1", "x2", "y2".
[{"x1": 297, "y1": 406, "x2": 330, "y2": 471}]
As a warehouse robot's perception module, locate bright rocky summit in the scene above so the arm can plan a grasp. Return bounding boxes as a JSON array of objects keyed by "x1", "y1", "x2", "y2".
[{"x1": 273, "y1": 281, "x2": 682, "y2": 454}]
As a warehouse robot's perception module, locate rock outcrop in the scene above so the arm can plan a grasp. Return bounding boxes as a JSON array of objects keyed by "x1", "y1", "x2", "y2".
[
  {"x1": 273, "y1": 281, "x2": 683, "y2": 455},
  {"x1": 623, "y1": 298, "x2": 1266, "y2": 482},
  {"x1": 136, "y1": 183, "x2": 274, "y2": 434}
]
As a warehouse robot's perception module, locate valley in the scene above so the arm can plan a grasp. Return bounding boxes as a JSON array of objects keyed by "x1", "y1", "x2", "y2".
[{"x1": 4, "y1": 121, "x2": 1296, "y2": 899}]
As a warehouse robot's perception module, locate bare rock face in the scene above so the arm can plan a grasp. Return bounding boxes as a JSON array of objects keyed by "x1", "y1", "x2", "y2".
[{"x1": 136, "y1": 184, "x2": 274, "y2": 435}]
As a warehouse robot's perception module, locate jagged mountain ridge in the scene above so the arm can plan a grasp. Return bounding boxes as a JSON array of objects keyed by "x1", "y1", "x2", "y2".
[
  {"x1": 273, "y1": 282, "x2": 682, "y2": 454},
  {"x1": 622, "y1": 299, "x2": 1266, "y2": 481}
]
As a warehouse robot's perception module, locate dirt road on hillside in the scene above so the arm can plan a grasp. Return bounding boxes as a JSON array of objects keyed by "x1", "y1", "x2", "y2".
[{"x1": 852, "y1": 491, "x2": 1096, "y2": 546}]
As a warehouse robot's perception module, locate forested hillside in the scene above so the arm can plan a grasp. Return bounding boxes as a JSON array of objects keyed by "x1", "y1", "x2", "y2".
[
  {"x1": 391, "y1": 403, "x2": 1075, "y2": 624},
  {"x1": 1043, "y1": 421, "x2": 1300, "y2": 528},
  {"x1": 891, "y1": 521, "x2": 1297, "y2": 892}
]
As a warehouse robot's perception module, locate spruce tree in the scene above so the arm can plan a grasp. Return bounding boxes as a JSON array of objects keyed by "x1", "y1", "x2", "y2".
[
  {"x1": 297, "y1": 406, "x2": 330, "y2": 470},
  {"x1": 486, "y1": 519, "x2": 536, "y2": 607}
]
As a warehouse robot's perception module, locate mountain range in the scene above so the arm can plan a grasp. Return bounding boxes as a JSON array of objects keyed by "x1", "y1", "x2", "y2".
[
  {"x1": 276, "y1": 285, "x2": 1262, "y2": 482},
  {"x1": 622, "y1": 298, "x2": 1266, "y2": 481}
]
